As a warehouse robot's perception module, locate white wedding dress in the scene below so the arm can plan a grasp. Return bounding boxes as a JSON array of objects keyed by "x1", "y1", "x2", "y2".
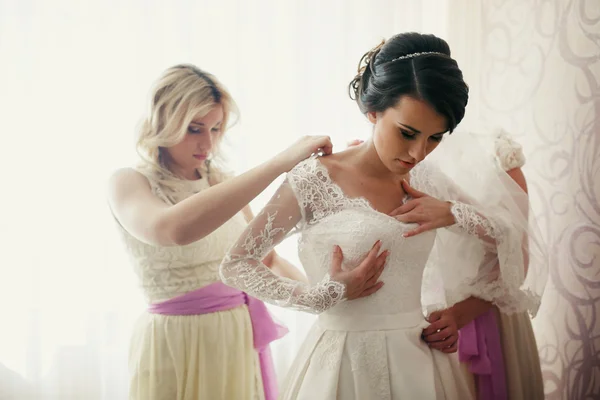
[{"x1": 220, "y1": 152, "x2": 541, "y2": 400}]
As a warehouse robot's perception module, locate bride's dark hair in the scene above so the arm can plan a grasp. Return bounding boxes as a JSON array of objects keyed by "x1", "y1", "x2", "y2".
[{"x1": 349, "y1": 32, "x2": 469, "y2": 132}]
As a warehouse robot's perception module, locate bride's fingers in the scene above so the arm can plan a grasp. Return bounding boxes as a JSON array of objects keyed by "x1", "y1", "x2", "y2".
[
  {"x1": 389, "y1": 201, "x2": 417, "y2": 217},
  {"x1": 329, "y1": 245, "x2": 344, "y2": 275},
  {"x1": 403, "y1": 222, "x2": 435, "y2": 238},
  {"x1": 394, "y1": 210, "x2": 421, "y2": 224},
  {"x1": 401, "y1": 179, "x2": 427, "y2": 198},
  {"x1": 364, "y1": 253, "x2": 387, "y2": 287},
  {"x1": 357, "y1": 241, "x2": 382, "y2": 274},
  {"x1": 357, "y1": 281, "x2": 384, "y2": 298},
  {"x1": 352, "y1": 242, "x2": 383, "y2": 285},
  {"x1": 370, "y1": 250, "x2": 389, "y2": 277}
]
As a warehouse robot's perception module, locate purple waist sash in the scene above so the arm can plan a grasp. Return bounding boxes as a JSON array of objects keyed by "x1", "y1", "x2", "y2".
[
  {"x1": 148, "y1": 282, "x2": 288, "y2": 400},
  {"x1": 458, "y1": 309, "x2": 507, "y2": 400}
]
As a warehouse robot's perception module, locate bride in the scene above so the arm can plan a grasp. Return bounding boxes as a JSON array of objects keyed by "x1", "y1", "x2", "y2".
[{"x1": 220, "y1": 32, "x2": 546, "y2": 399}]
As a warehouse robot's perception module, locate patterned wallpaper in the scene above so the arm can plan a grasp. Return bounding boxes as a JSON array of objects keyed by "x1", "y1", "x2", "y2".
[{"x1": 475, "y1": 1, "x2": 600, "y2": 398}]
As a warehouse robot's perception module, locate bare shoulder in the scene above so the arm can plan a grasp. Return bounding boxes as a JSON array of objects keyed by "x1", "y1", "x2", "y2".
[
  {"x1": 107, "y1": 167, "x2": 154, "y2": 207},
  {"x1": 505, "y1": 167, "x2": 528, "y2": 193},
  {"x1": 110, "y1": 167, "x2": 147, "y2": 183},
  {"x1": 317, "y1": 147, "x2": 360, "y2": 181},
  {"x1": 109, "y1": 168, "x2": 149, "y2": 191}
]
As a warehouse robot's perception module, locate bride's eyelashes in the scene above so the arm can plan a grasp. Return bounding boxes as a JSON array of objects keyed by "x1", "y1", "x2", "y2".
[
  {"x1": 399, "y1": 129, "x2": 415, "y2": 140},
  {"x1": 398, "y1": 129, "x2": 443, "y2": 143}
]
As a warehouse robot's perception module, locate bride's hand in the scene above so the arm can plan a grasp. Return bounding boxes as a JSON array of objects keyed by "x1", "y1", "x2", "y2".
[
  {"x1": 389, "y1": 180, "x2": 456, "y2": 237},
  {"x1": 329, "y1": 240, "x2": 388, "y2": 300},
  {"x1": 421, "y1": 308, "x2": 459, "y2": 354}
]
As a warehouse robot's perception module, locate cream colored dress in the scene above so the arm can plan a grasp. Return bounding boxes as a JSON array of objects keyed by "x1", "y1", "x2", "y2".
[
  {"x1": 116, "y1": 171, "x2": 264, "y2": 400},
  {"x1": 497, "y1": 312, "x2": 544, "y2": 399}
]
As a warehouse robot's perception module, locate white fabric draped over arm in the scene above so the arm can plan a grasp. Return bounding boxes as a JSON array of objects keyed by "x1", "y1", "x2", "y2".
[{"x1": 419, "y1": 131, "x2": 548, "y2": 317}]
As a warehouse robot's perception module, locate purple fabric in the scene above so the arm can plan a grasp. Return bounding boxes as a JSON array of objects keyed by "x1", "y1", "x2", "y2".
[
  {"x1": 149, "y1": 282, "x2": 288, "y2": 400},
  {"x1": 458, "y1": 309, "x2": 507, "y2": 400}
]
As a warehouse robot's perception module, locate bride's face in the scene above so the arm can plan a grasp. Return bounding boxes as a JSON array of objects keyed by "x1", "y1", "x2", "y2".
[{"x1": 368, "y1": 96, "x2": 448, "y2": 174}]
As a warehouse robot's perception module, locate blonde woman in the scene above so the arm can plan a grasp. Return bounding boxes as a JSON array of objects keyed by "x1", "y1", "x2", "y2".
[{"x1": 108, "y1": 65, "x2": 386, "y2": 400}]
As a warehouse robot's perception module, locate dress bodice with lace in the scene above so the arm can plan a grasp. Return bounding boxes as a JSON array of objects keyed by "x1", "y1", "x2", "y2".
[
  {"x1": 219, "y1": 154, "x2": 543, "y2": 399},
  {"x1": 219, "y1": 156, "x2": 513, "y2": 400},
  {"x1": 301, "y1": 207, "x2": 437, "y2": 316},
  {"x1": 117, "y1": 171, "x2": 247, "y2": 303},
  {"x1": 220, "y1": 155, "x2": 533, "y2": 316}
]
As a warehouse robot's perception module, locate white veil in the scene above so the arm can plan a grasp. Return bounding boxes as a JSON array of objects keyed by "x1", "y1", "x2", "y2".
[{"x1": 420, "y1": 130, "x2": 548, "y2": 317}]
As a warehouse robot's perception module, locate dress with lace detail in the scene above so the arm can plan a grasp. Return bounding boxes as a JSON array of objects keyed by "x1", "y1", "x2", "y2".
[
  {"x1": 219, "y1": 155, "x2": 535, "y2": 399},
  {"x1": 116, "y1": 169, "x2": 266, "y2": 400},
  {"x1": 116, "y1": 170, "x2": 247, "y2": 303}
]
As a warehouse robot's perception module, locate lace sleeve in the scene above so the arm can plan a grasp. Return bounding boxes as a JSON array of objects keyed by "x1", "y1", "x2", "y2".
[
  {"x1": 409, "y1": 160, "x2": 504, "y2": 247},
  {"x1": 447, "y1": 201, "x2": 506, "y2": 248},
  {"x1": 219, "y1": 176, "x2": 346, "y2": 314},
  {"x1": 445, "y1": 129, "x2": 526, "y2": 244}
]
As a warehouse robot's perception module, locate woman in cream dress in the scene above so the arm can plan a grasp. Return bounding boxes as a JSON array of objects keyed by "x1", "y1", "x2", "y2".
[{"x1": 108, "y1": 65, "x2": 385, "y2": 400}]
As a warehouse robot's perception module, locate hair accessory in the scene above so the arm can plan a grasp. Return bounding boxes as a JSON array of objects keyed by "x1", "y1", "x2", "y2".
[{"x1": 389, "y1": 51, "x2": 445, "y2": 62}]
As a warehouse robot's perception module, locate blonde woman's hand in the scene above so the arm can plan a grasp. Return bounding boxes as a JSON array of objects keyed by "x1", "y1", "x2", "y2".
[{"x1": 275, "y1": 135, "x2": 333, "y2": 172}]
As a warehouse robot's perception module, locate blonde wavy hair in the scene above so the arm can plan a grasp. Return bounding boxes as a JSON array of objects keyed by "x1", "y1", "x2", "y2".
[{"x1": 136, "y1": 64, "x2": 238, "y2": 185}]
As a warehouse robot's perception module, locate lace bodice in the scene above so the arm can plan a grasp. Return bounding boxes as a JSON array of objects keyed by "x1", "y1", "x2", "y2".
[
  {"x1": 290, "y1": 159, "x2": 438, "y2": 316},
  {"x1": 117, "y1": 171, "x2": 247, "y2": 303},
  {"x1": 220, "y1": 156, "x2": 533, "y2": 316},
  {"x1": 301, "y1": 208, "x2": 437, "y2": 316}
]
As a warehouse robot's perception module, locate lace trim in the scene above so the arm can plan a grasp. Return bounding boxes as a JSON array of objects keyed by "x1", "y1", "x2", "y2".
[
  {"x1": 348, "y1": 332, "x2": 390, "y2": 399},
  {"x1": 315, "y1": 331, "x2": 346, "y2": 370},
  {"x1": 449, "y1": 201, "x2": 503, "y2": 244},
  {"x1": 220, "y1": 207, "x2": 346, "y2": 314},
  {"x1": 447, "y1": 278, "x2": 541, "y2": 316},
  {"x1": 287, "y1": 158, "x2": 374, "y2": 226}
]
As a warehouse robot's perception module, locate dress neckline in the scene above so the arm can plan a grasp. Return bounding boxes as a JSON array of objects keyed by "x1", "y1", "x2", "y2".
[{"x1": 311, "y1": 157, "x2": 413, "y2": 224}]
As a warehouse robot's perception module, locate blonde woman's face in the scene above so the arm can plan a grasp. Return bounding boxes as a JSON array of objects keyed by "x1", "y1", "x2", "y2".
[{"x1": 164, "y1": 106, "x2": 224, "y2": 179}]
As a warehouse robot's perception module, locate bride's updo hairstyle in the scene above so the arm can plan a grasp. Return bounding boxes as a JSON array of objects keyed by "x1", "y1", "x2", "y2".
[{"x1": 349, "y1": 32, "x2": 469, "y2": 133}]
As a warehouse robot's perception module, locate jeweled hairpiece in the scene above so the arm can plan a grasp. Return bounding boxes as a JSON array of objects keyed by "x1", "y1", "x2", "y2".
[{"x1": 389, "y1": 51, "x2": 445, "y2": 62}]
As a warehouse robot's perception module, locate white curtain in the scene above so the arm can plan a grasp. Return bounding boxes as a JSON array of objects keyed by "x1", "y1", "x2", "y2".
[{"x1": 0, "y1": 1, "x2": 448, "y2": 398}]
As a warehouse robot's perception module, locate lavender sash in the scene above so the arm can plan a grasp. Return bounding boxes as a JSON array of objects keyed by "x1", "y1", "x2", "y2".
[
  {"x1": 149, "y1": 282, "x2": 288, "y2": 400},
  {"x1": 458, "y1": 309, "x2": 507, "y2": 400}
]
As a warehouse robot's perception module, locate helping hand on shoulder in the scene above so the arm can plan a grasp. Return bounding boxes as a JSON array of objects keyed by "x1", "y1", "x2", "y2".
[{"x1": 274, "y1": 135, "x2": 333, "y2": 172}]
